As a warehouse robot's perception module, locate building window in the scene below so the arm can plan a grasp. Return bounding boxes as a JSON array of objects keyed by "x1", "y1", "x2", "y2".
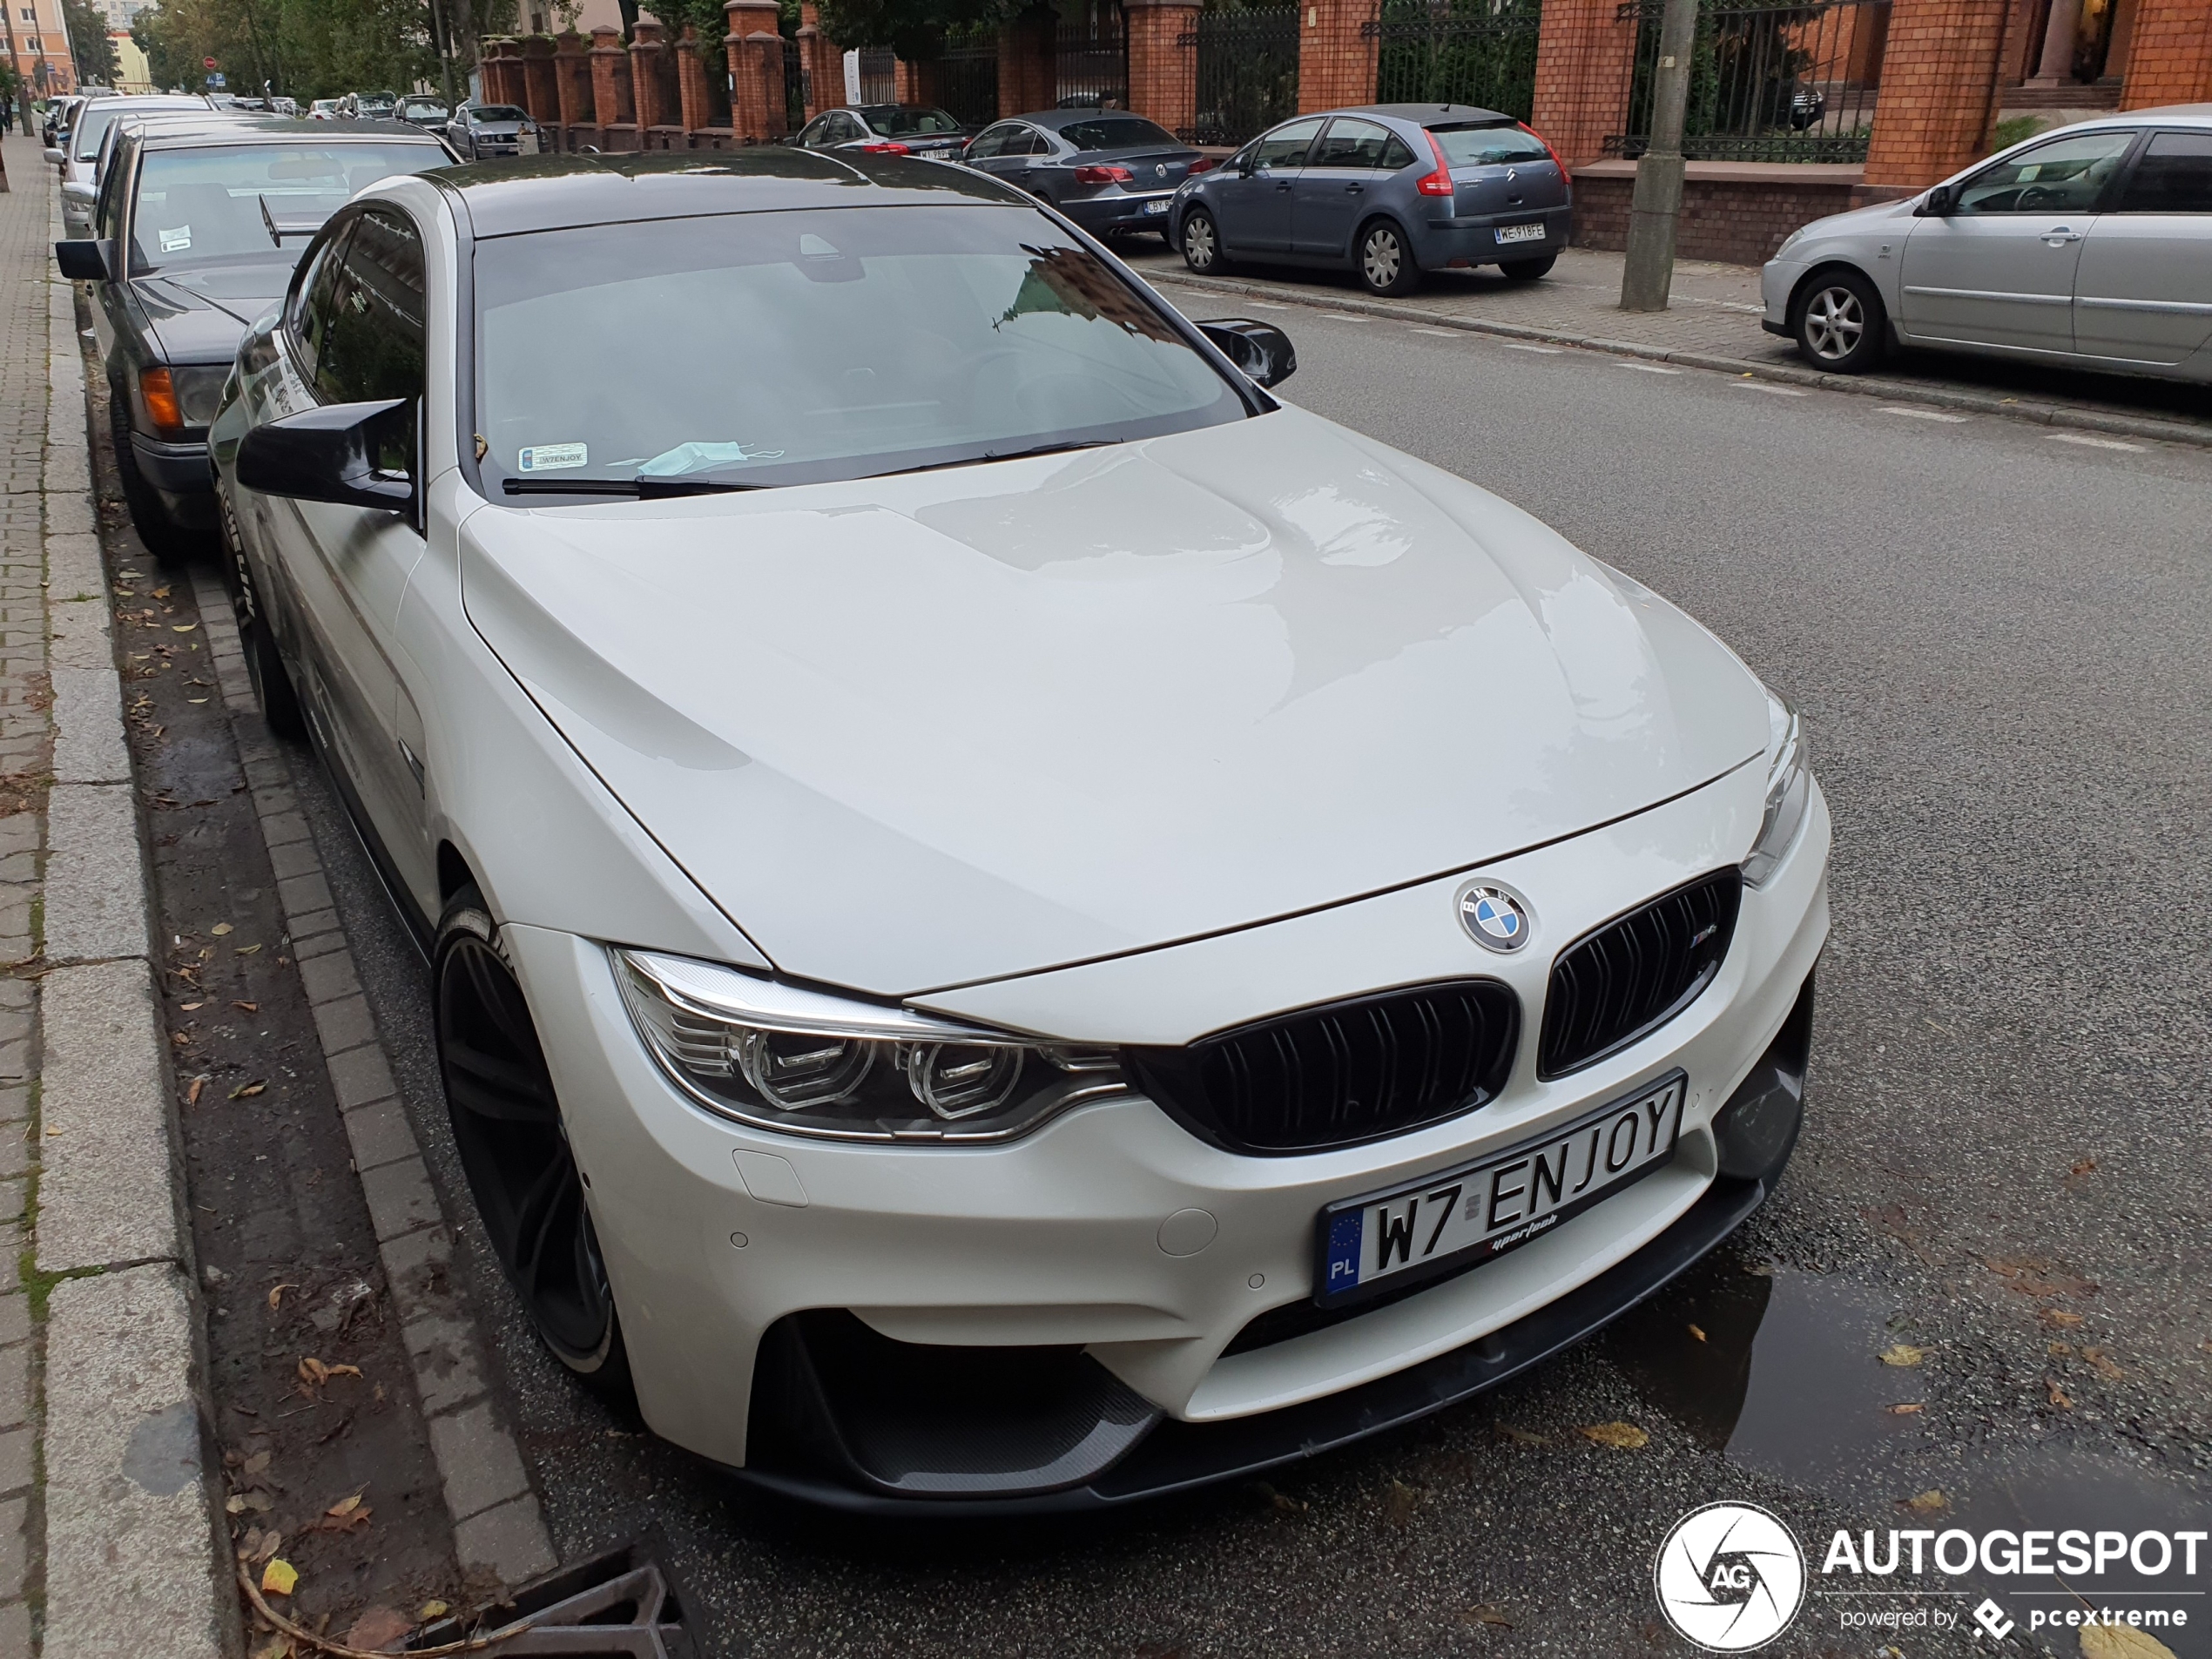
[
  {"x1": 26, "y1": 35, "x2": 40, "y2": 50},
  {"x1": 17, "y1": 7, "x2": 32, "y2": 20}
]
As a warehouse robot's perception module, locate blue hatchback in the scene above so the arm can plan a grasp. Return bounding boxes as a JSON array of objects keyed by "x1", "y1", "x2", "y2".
[{"x1": 1170, "y1": 104, "x2": 1572, "y2": 297}]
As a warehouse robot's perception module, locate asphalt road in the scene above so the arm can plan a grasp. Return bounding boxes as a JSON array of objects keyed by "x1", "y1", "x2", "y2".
[{"x1": 299, "y1": 304, "x2": 2212, "y2": 1658}]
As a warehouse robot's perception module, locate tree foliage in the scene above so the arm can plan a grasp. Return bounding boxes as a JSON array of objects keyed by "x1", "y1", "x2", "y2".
[
  {"x1": 130, "y1": 0, "x2": 516, "y2": 99},
  {"x1": 814, "y1": 0, "x2": 1013, "y2": 62},
  {"x1": 64, "y1": 0, "x2": 121, "y2": 84}
]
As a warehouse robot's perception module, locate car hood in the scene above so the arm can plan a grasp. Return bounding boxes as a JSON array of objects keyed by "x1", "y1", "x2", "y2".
[
  {"x1": 460, "y1": 407, "x2": 1767, "y2": 997},
  {"x1": 1796, "y1": 194, "x2": 1923, "y2": 243},
  {"x1": 133, "y1": 263, "x2": 296, "y2": 359}
]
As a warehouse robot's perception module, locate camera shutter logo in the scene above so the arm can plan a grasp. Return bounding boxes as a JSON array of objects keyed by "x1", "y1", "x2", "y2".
[{"x1": 1654, "y1": 1503, "x2": 1806, "y2": 1651}]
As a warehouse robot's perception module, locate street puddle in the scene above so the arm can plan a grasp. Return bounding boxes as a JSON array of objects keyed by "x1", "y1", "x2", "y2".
[{"x1": 1605, "y1": 1261, "x2": 1924, "y2": 1487}]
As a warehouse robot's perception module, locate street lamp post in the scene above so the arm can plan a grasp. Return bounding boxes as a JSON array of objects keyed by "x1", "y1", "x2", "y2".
[{"x1": 1619, "y1": 0, "x2": 1698, "y2": 313}]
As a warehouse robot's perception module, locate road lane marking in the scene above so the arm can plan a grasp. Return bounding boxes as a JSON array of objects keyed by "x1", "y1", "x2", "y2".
[
  {"x1": 1878, "y1": 406, "x2": 1969, "y2": 421},
  {"x1": 2047, "y1": 431, "x2": 2144, "y2": 451},
  {"x1": 1318, "y1": 312, "x2": 1372, "y2": 321},
  {"x1": 1615, "y1": 361, "x2": 1681, "y2": 374},
  {"x1": 1731, "y1": 381, "x2": 1810, "y2": 396},
  {"x1": 1501, "y1": 342, "x2": 1562, "y2": 353},
  {"x1": 1407, "y1": 327, "x2": 1460, "y2": 336},
  {"x1": 1239, "y1": 300, "x2": 1291, "y2": 309}
]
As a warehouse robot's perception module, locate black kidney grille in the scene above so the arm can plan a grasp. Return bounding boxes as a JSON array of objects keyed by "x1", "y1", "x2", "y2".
[
  {"x1": 1539, "y1": 869, "x2": 1742, "y2": 1079},
  {"x1": 1130, "y1": 981, "x2": 1520, "y2": 1154}
]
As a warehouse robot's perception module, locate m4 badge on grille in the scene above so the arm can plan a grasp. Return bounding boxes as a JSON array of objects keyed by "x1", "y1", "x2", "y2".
[{"x1": 1457, "y1": 881, "x2": 1532, "y2": 953}]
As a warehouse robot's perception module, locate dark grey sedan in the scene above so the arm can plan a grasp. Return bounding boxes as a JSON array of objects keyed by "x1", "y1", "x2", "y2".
[
  {"x1": 964, "y1": 111, "x2": 1211, "y2": 239},
  {"x1": 53, "y1": 119, "x2": 453, "y2": 558},
  {"x1": 792, "y1": 104, "x2": 969, "y2": 160},
  {"x1": 1171, "y1": 105, "x2": 1571, "y2": 296},
  {"x1": 447, "y1": 103, "x2": 543, "y2": 158}
]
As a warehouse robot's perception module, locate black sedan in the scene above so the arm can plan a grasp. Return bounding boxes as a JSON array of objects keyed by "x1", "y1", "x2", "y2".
[
  {"x1": 962, "y1": 110, "x2": 1212, "y2": 238},
  {"x1": 445, "y1": 102, "x2": 543, "y2": 159},
  {"x1": 53, "y1": 118, "x2": 453, "y2": 559},
  {"x1": 791, "y1": 104, "x2": 969, "y2": 160}
]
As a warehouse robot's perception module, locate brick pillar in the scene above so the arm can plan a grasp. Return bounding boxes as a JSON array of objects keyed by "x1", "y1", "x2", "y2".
[
  {"x1": 555, "y1": 30, "x2": 590, "y2": 128},
  {"x1": 1123, "y1": 0, "x2": 1198, "y2": 137},
  {"x1": 796, "y1": 4, "x2": 839, "y2": 117},
  {"x1": 678, "y1": 26, "x2": 711, "y2": 131},
  {"x1": 631, "y1": 19, "x2": 669, "y2": 130},
  {"x1": 998, "y1": 5, "x2": 1055, "y2": 117},
  {"x1": 1861, "y1": 0, "x2": 2011, "y2": 188},
  {"x1": 1297, "y1": 0, "x2": 1379, "y2": 115},
  {"x1": 726, "y1": 0, "x2": 788, "y2": 139},
  {"x1": 482, "y1": 38, "x2": 521, "y2": 106},
  {"x1": 2119, "y1": 0, "x2": 2212, "y2": 105},
  {"x1": 522, "y1": 34, "x2": 559, "y2": 121},
  {"x1": 1529, "y1": 0, "x2": 1638, "y2": 164},
  {"x1": 590, "y1": 24, "x2": 635, "y2": 128},
  {"x1": 894, "y1": 57, "x2": 942, "y2": 105}
]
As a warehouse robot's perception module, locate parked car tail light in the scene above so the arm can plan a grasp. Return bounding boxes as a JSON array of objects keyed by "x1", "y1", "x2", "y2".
[
  {"x1": 858, "y1": 140, "x2": 910, "y2": 155},
  {"x1": 1416, "y1": 129, "x2": 1456, "y2": 197},
  {"x1": 1073, "y1": 164, "x2": 1134, "y2": 185},
  {"x1": 1186, "y1": 156, "x2": 1217, "y2": 175},
  {"x1": 1518, "y1": 120, "x2": 1570, "y2": 179}
]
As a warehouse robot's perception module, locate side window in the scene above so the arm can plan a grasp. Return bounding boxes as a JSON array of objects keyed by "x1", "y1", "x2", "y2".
[
  {"x1": 799, "y1": 115, "x2": 829, "y2": 148},
  {"x1": 1955, "y1": 129, "x2": 2136, "y2": 214},
  {"x1": 1312, "y1": 118, "x2": 1392, "y2": 169},
  {"x1": 95, "y1": 140, "x2": 131, "y2": 241},
  {"x1": 967, "y1": 124, "x2": 1010, "y2": 159},
  {"x1": 827, "y1": 111, "x2": 859, "y2": 143},
  {"x1": 1252, "y1": 117, "x2": 1323, "y2": 172},
  {"x1": 1004, "y1": 126, "x2": 1044, "y2": 157},
  {"x1": 315, "y1": 209, "x2": 427, "y2": 475},
  {"x1": 289, "y1": 219, "x2": 356, "y2": 388},
  {"x1": 2116, "y1": 132, "x2": 2212, "y2": 212},
  {"x1": 1380, "y1": 133, "x2": 1417, "y2": 172}
]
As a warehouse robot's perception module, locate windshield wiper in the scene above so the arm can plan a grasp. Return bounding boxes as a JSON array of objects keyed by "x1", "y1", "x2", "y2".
[
  {"x1": 501, "y1": 475, "x2": 767, "y2": 498},
  {"x1": 867, "y1": 438, "x2": 1114, "y2": 482}
]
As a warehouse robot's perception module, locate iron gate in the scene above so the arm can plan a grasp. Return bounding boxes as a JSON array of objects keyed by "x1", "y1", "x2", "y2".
[
  {"x1": 857, "y1": 45, "x2": 898, "y2": 105},
  {"x1": 935, "y1": 22, "x2": 999, "y2": 126},
  {"x1": 1605, "y1": 0, "x2": 1889, "y2": 161},
  {"x1": 1056, "y1": 1, "x2": 1128, "y2": 107},
  {"x1": 1183, "y1": 5, "x2": 1299, "y2": 145},
  {"x1": 1366, "y1": 0, "x2": 1544, "y2": 123}
]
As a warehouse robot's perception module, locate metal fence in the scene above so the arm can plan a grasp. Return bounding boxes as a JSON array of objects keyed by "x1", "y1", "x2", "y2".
[
  {"x1": 857, "y1": 45, "x2": 898, "y2": 105},
  {"x1": 1604, "y1": 0, "x2": 1888, "y2": 162},
  {"x1": 935, "y1": 23, "x2": 1000, "y2": 127},
  {"x1": 784, "y1": 31, "x2": 808, "y2": 131},
  {"x1": 1183, "y1": 5, "x2": 1299, "y2": 145},
  {"x1": 1056, "y1": 2, "x2": 1129, "y2": 107},
  {"x1": 1365, "y1": 0, "x2": 1543, "y2": 123}
]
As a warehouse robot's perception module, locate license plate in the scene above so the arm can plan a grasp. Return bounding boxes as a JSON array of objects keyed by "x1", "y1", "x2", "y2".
[
  {"x1": 1142, "y1": 198, "x2": 1170, "y2": 215},
  {"x1": 1495, "y1": 221, "x2": 1545, "y2": 245},
  {"x1": 1315, "y1": 1072, "x2": 1686, "y2": 1308}
]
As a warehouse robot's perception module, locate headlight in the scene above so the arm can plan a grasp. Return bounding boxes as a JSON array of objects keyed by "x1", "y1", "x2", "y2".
[
  {"x1": 1742, "y1": 690, "x2": 1810, "y2": 888},
  {"x1": 615, "y1": 949, "x2": 1127, "y2": 1143},
  {"x1": 1775, "y1": 226, "x2": 1807, "y2": 257},
  {"x1": 142, "y1": 363, "x2": 231, "y2": 433}
]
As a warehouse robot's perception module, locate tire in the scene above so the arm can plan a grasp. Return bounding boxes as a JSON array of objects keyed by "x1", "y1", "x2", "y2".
[
  {"x1": 1791, "y1": 266, "x2": 1885, "y2": 374},
  {"x1": 219, "y1": 490, "x2": 306, "y2": 740},
  {"x1": 1181, "y1": 208, "x2": 1231, "y2": 275},
  {"x1": 1356, "y1": 219, "x2": 1422, "y2": 297},
  {"x1": 1499, "y1": 253, "x2": 1557, "y2": 281},
  {"x1": 435, "y1": 887, "x2": 636, "y2": 1404},
  {"x1": 111, "y1": 393, "x2": 198, "y2": 565}
]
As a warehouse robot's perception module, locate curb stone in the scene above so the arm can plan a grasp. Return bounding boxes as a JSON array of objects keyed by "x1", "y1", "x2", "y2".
[
  {"x1": 1148, "y1": 269, "x2": 2212, "y2": 450},
  {"x1": 34, "y1": 178, "x2": 235, "y2": 1657},
  {"x1": 189, "y1": 570, "x2": 558, "y2": 1590}
]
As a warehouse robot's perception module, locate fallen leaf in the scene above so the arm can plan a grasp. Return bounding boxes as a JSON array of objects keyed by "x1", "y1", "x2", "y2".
[
  {"x1": 1878, "y1": 1344, "x2": 1926, "y2": 1367},
  {"x1": 1384, "y1": 1478, "x2": 1420, "y2": 1526},
  {"x1": 2042, "y1": 1309, "x2": 2086, "y2": 1329},
  {"x1": 236, "y1": 944, "x2": 263, "y2": 954},
  {"x1": 1494, "y1": 1421, "x2": 1549, "y2": 1447},
  {"x1": 242, "y1": 1451, "x2": 270, "y2": 1476},
  {"x1": 1886, "y1": 1403, "x2": 1924, "y2": 1415},
  {"x1": 318, "y1": 1503, "x2": 372, "y2": 1533},
  {"x1": 299, "y1": 1357, "x2": 329, "y2": 1385},
  {"x1": 2081, "y1": 1623, "x2": 2181, "y2": 1659},
  {"x1": 230, "y1": 1082, "x2": 266, "y2": 1100},
  {"x1": 2050, "y1": 1341, "x2": 2075, "y2": 1356},
  {"x1": 225, "y1": 1494, "x2": 249, "y2": 1514},
  {"x1": 253, "y1": 1530, "x2": 281, "y2": 1565},
  {"x1": 2048, "y1": 1379, "x2": 2074, "y2": 1409},
  {"x1": 260, "y1": 1557, "x2": 299, "y2": 1596},
  {"x1": 2083, "y1": 1347, "x2": 2125, "y2": 1380},
  {"x1": 1687, "y1": 1323, "x2": 1707, "y2": 1342},
  {"x1": 181, "y1": 1001, "x2": 204, "y2": 1011},
  {"x1": 2068, "y1": 1157, "x2": 2097, "y2": 1177},
  {"x1": 418, "y1": 1602, "x2": 450, "y2": 1620},
  {"x1": 187, "y1": 1077, "x2": 206, "y2": 1105},
  {"x1": 172, "y1": 622, "x2": 199, "y2": 633},
  {"x1": 1578, "y1": 1421, "x2": 1649, "y2": 1450},
  {"x1": 343, "y1": 1607, "x2": 414, "y2": 1653},
  {"x1": 252, "y1": 1639, "x2": 294, "y2": 1659},
  {"x1": 212, "y1": 922, "x2": 233, "y2": 936},
  {"x1": 1904, "y1": 1489, "x2": 1947, "y2": 1514},
  {"x1": 152, "y1": 585, "x2": 171, "y2": 598},
  {"x1": 1466, "y1": 1604, "x2": 1514, "y2": 1629},
  {"x1": 236, "y1": 1524, "x2": 266, "y2": 1559},
  {"x1": 267, "y1": 1284, "x2": 296, "y2": 1311},
  {"x1": 233, "y1": 1001, "x2": 259, "y2": 1013},
  {"x1": 326, "y1": 1492, "x2": 365, "y2": 1518}
]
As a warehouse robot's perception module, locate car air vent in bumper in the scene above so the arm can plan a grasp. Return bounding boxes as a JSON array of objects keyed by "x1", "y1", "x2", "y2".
[
  {"x1": 1128, "y1": 981, "x2": 1521, "y2": 1155},
  {"x1": 1538, "y1": 869, "x2": 1742, "y2": 1079}
]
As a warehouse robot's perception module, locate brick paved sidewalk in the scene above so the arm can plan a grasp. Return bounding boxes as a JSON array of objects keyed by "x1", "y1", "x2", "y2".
[{"x1": 1123, "y1": 241, "x2": 2212, "y2": 444}]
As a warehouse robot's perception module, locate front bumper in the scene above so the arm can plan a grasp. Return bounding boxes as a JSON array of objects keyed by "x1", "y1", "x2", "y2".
[
  {"x1": 132, "y1": 430, "x2": 217, "y2": 518},
  {"x1": 1413, "y1": 205, "x2": 1575, "y2": 269},
  {"x1": 1060, "y1": 191, "x2": 1178, "y2": 234},
  {"x1": 507, "y1": 766, "x2": 1829, "y2": 1506}
]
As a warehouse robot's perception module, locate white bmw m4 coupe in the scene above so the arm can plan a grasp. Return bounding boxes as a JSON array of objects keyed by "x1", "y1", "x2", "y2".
[{"x1": 209, "y1": 152, "x2": 1829, "y2": 1514}]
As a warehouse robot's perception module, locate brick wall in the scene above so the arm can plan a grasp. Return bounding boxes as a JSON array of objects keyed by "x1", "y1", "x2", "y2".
[
  {"x1": 2119, "y1": 0, "x2": 2212, "y2": 106},
  {"x1": 1297, "y1": 0, "x2": 1379, "y2": 115},
  {"x1": 1529, "y1": 0, "x2": 1637, "y2": 165},
  {"x1": 1125, "y1": 0, "x2": 1200, "y2": 137},
  {"x1": 999, "y1": 7, "x2": 1055, "y2": 118},
  {"x1": 1861, "y1": 0, "x2": 2011, "y2": 186},
  {"x1": 1571, "y1": 162, "x2": 1864, "y2": 264}
]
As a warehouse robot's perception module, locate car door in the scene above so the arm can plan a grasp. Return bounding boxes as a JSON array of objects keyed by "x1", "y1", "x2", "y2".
[
  {"x1": 1898, "y1": 127, "x2": 2135, "y2": 354},
  {"x1": 2072, "y1": 130, "x2": 2212, "y2": 368},
  {"x1": 1293, "y1": 116, "x2": 1393, "y2": 258},
  {"x1": 270, "y1": 206, "x2": 435, "y2": 895},
  {"x1": 1214, "y1": 116, "x2": 1322, "y2": 253}
]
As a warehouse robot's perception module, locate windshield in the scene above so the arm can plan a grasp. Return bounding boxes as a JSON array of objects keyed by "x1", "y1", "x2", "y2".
[
  {"x1": 129, "y1": 142, "x2": 447, "y2": 273},
  {"x1": 78, "y1": 100, "x2": 204, "y2": 160},
  {"x1": 475, "y1": 205, "x2": 1247, "y2": 496},
  {"x1": 862, "y1": 105, "x2": 963, "y2": 137},
  {"x1": 1058, "y1": 116, "x2": 1177, "y2": 153},
  {"x1": 1432, "y1": 124, "x2": 1552, "y2": 166},
  {"x1": 469, "y1": 105, "x2": 529, "y2": 124}
]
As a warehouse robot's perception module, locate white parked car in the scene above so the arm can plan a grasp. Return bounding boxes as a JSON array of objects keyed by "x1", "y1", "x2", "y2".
[
  {"x1": 210, "y1": 153, "x2": 1829, "y2": 1510},
  {"x1": 1764, "y1": 105, "x2": 2212, "y2": 379}
]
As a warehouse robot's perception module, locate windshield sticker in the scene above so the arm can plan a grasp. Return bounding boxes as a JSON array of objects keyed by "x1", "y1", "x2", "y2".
[
  {"x1": 158, "y1": 226, "x2": 192, "y2": 253},
  {"x1": 518, "y1": 442, "x2": 587, "y2": 473}
]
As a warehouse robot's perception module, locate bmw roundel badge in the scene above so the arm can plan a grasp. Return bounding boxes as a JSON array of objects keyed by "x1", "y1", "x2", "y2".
[{"x1": 1457, "y1": 883, "x2": 1531, "y2": 953}]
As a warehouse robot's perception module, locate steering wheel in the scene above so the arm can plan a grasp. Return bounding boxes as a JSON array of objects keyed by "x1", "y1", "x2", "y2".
[{"x1": 2015, "y1": 184, "x2": 2063, "y2": 212}]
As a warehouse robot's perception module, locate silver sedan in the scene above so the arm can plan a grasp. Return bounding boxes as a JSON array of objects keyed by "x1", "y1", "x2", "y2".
[{"x1": 1763, "y1": 107, "x2": 2212, "y2": 381}]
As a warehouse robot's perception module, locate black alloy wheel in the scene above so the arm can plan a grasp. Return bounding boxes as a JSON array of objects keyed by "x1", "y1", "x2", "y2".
[
  {"x1": 1181, "y1": 207, "x2": 1231, "y2": 274},
  {"x1": 111, "y1": 391, "x2": 197, "y2": 565},
  {"x1": 435, "y1": 888, "x2": 634, "y2": 1400},
  {"x1": 219, "y1": 491, "x2": 306, "y2": 739},
  {"x1": 1357, "y1": 219, "x2": 1422, "y2": 297},
  {"x1": 1499, "y1": 253, "x2": 1557, "y2": 281},
  {"x1": 1792, "y1": 266, "x2": 1885, "y2": 374}
]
